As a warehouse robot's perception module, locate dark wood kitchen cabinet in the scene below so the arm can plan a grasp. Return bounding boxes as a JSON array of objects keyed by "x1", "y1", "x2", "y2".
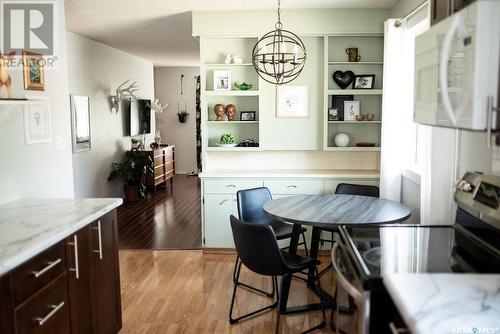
[
  {"x1": 431, "y1": 0, "x2": 475, "y2": 25},
  {"x1": 0, "y1": 209, "x2": 122, "y2": 334}
]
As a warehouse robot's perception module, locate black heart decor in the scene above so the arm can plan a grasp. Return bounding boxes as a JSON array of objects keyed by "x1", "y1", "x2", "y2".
[{"x1": 333, "y1": 70, "x2": 355, "y2": 89}]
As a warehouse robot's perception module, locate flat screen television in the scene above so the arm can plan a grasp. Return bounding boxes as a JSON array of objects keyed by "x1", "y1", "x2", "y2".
[{"x1": 126, "y1": 99, "x2": 151, "y2": 136}]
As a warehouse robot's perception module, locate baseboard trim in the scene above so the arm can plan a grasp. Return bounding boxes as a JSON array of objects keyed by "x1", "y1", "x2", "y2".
[{"x1": 202, "y1": 247, "x2": 331, "y2": 256}]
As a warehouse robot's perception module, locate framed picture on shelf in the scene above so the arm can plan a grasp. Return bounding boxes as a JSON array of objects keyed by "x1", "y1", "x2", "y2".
[
  {"x1": 328, "y1": 108, "x2": 339, "y2": 121},
  {"x1": 332, "y1": 95, "x2": 353, "y2": 121},
  {"x1": 240, "y1": 111, "x2": 256, "y2": 121},
  {"x1": 23, "y1": 97, "x2": 51, "y2": 144},
  {"x1": 352, "y1": 75, "x2": 375, "y2": 89},
  {"x1": 23, "y1": 51, "x2": 45, "y2": 91},
  {"x1": 344, "y1": 101, "x2": 360, "y2": 121},
  {"x1": 213, "y1": 70, "x2": 231, "y2": 91},
  {"x1": 277, "y1": 85, "x2": 308, "y2": 118}
]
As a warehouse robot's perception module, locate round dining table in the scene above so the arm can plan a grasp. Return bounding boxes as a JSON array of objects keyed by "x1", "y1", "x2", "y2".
[{"x1": 263, "y1": 194, "x2": 411, "y2": 313}]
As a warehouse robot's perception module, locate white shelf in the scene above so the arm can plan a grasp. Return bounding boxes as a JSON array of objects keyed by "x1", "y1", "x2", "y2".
[
  {"x1": 0, "y1": 99, "x2": 49, "y2": 105},
  {"x1": 327, "y1": 89, "x2": 383, "y2": 95},
  {"x1": 204, "y1": 90, "x2": 260, "y2": 97},
  {"x1": 204, "y1": 63, "x2": 253, "y2": 67},
  {"x1": 328, "y1": 121, "x2": 381, "y2": 124},
  {"x1": 206, "y1": 146, "x2": 261, "y2": 152},
  {"x1": 207, "y1": 121, "x2": 259, "y2": 124},
  {"x1": 328, "y1": 61, "x2": 383, "y2": 65},
  {"x1": 325, "y1": 147, "x2": 381, "y2": 152}
]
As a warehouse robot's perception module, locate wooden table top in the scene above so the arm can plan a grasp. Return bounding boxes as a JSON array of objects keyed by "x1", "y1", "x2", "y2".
[{"x1": 263, "y1": 194, "x2": 411, "y2": 229}]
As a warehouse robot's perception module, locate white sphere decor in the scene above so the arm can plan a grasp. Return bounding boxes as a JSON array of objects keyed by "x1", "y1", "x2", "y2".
[{"x1": 334, "y1": 133, "x2": 350, "y2": 147}]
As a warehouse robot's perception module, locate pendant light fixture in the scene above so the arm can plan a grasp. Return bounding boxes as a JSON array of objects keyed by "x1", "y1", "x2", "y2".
[{"x1": 252, "y1": 0, "x2": 307, "y2": 85}]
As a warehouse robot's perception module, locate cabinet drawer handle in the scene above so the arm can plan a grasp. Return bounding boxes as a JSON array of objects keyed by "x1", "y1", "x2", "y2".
[
  {"x1": 36, "y1": 301, "x2": 65, "y2": 326},
  {"x1": 219, "y1": 199, "x2": 229, "y2": 205},
  {"x1": 32, "y1": 258, "x2": 62, "y2": 278},
  {"x1": 225, "y1": 184, "x2": 237, "y2": 188},
  {"x1": 286, "y1": 185, "x2": 298, "y2": 189},
  {"x1": 68, "y1": 235, "x2": 80, "y2": 279},
  {"x1": 93, "y1": 220, "x2": 103, "y2": 260}
]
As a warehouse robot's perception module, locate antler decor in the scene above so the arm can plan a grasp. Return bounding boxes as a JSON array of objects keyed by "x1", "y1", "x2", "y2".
[
  {"x1": 150, "y1": 98, "x2": 168, "y2": 113},
  {"x1": 109, "y1": 79, "x2": 140, "y2": 113}
]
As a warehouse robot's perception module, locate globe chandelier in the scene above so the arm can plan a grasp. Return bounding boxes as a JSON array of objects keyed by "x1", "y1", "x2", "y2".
[{"x1": 252, "y1": 0, "x2": 307, "y2": 85}]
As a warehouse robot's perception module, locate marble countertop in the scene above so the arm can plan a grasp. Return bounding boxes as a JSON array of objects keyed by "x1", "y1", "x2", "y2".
[
  {"x1": 199, "y1": 169, "x2": 380, "y2": 179},
  {"x1": 384, "y1": 273, "x2": 500, "y2": 334},
  {"x1": 0, "y1": 198, "x2": 123, "y2": 276}
]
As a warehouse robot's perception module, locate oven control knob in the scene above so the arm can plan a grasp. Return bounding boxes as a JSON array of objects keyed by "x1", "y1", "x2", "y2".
[{"x1": 456, "y1": 179, "x2": 473, "y2": 192}]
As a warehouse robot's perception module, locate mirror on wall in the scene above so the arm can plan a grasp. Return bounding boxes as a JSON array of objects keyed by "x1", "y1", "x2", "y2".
[{"x1": 70, "y1": 94, "x2": 91, "y2": 152}]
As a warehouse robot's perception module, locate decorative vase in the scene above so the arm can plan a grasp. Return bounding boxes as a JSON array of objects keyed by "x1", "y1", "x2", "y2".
[
  {"x1": 154, "y1": 130, "x2": 161, "y2": 144},
  {"x1": 213, "y1": 104, "x2": 225, "y2": 121},
  {"x1": 225, "y1": 104, "x2": 236, "y2": 121},
  {"x1": 131, "y1": 142, "x2": 139, "y2": 150},
  {"x1": 334, "y1": 133, "x2": 350, "y2": 147},
  {"x1": 178, "y1": 113, "x2": 188, "y2": 123}
]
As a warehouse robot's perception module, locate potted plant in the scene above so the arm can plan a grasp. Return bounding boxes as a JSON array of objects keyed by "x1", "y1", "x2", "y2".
[
  {"x1": 216, "y1": 133, "x2": 236, "y2": 147},
  {"x1": 131, "y1": 137, "x2": 141, "y2": 150},
  {"x1": 107, "y1": 151, "x2": 154, "y2": 202},
  {"x1": 177, "y1": 111, "x2": 189, "y2": 123}
]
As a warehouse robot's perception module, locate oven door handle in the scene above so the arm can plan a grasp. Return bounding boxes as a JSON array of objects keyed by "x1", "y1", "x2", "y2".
[{"x1": 332, "y1": 243, "x2": 364, "y2": 304}]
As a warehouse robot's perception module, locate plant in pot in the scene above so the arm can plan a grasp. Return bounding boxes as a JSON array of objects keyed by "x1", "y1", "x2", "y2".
[
  {"x1": 131, "y1": 137, "x2": 141, "y2": 150},
  {"x1": 216, "y1": 133, "x2": 236, "y2": 147},
  {"x1": 107, "y1": 151, "x2": 154, "y2": 202},
  {"x1": 177, "y1": 111, "x2": 189, "y2": 123}
]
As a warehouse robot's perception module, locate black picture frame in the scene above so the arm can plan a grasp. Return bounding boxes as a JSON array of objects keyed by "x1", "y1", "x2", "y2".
[
  {"x1": 240, "y1": 111, "x2": 256, "y2": 121},
  {"x1": 352, "y1": 75, "x2": 375, "y2": 89},
  {"x1": 332, "y1": 95, "x2": 353, "y2": 121}
]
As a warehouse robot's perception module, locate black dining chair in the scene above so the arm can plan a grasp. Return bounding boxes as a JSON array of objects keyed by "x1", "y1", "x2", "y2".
[
  {"x1": 233, "y1": 187, "x2": 309, "y2": 297},
  {"x1": 229, "y1": 215, "x2": 326, "y2": 333}
]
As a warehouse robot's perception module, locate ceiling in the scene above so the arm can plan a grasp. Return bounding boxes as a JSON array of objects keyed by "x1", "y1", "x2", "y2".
[{"x1": 65, "y1": 0, "x2": 398, "y2": 67}]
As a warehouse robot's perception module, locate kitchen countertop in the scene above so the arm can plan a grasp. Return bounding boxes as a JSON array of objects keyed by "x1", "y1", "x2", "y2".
[
  {"x1": 199, "y1": 169, "x2": 380, "y2": 179},
  {"x1": 384, "y1": 273, "x2": 500, "y2": 334},
  {"x1": 0, "y1": 198, "x2": 123, "y2": 277}
]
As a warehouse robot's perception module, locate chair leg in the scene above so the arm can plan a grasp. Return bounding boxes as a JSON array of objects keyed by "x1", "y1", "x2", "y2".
[
  {"x1": 233, "y1": 255, "x2": 275, "y2": 298},
  {"x1": 229, "y1": 261, "x2": 278, "y2": 324},
  {"x1": 301, "y1": 232, "x2": 309, "y2": 257}
]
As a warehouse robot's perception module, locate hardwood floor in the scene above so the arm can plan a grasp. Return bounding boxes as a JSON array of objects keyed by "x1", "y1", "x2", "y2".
[
  {"x1": 119, "y1": 250, "x2": 355, "y2": 334},
  {"x1": 117, "y1": 175, "x2": 202, "y2": 250}
]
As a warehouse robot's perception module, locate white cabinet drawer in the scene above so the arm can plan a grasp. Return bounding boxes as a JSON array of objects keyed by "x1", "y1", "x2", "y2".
[
  {"x1": 324, "y1": 180, "x2": 379, "y2": 194},
  {"x1": 264, "y1": 180, "x2": 324, "y2": 195},
  {"x1": 204, "y1": 179, "x2": 263, "y2": 194},
  {"x1": 203, "y1": 194, "x2": 236, "y2": 248}
]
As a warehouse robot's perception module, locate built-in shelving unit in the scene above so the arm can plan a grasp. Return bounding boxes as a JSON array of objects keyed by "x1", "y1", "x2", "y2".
[
  {"x1": 200, "y1": 36, "x2": 262, "y2": 158},
  {"x1": 323, "y1": 34, "x2": 384, "y2": 152}
]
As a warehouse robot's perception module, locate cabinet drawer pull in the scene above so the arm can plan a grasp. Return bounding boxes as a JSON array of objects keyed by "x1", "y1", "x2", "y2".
[
  {"x1": 36, "y1": 301, "x2": 65, "y2": 326},
  {"x1": 68, "y1": 235, "x2": 80, "y2": 279},
  {"x1": 225, "y1": 184, "x2": 237, "y2": 188},
  {"x1": 286, "y1": 185, "x2": 298, "y2": 189},
  {"x1": 219, "y1": 199, "x2": 229, "y2": 205},
  {"x1": 32, "y1": 258, "x2": 62, "y2": 278},
  {"x1": 93, "y1": 220, "x2": 103, "y2": 260},
  {"x1": 388, "y1": 322, "x2": 409, "y2": 334}
]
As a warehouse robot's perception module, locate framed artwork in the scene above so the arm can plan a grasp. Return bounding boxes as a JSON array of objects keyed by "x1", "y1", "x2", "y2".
[
  {"x1": 70, "y1": 95, "x2": 92, "y2": 152},
  {"x1": 328, "y1": 108, "x2": 339, "y2": 121},
  {"x1": 344, "y1": 101, "x2": 360, "y2": 121},
  {"x1": 352, "y1": 74, "x2": 375, "y2": 89},
  {"x1": 213, "y1": 70, "x2": 231, "y2": 91},
  {"x1": 240, "y1": 111, "x2": 256, "y2": 121},
  {"x1": 23, "y1": 97, "x2": 51, "y2": 144},
  {"x1": 332, "y1": 95, "x2": 353, "y2": 121},
  {"x1": 277, "y1": 85, "x2": 308, "y2": 118},
  {"x1": 23, "y1": 51, "x2": 45, "y2": 91}
]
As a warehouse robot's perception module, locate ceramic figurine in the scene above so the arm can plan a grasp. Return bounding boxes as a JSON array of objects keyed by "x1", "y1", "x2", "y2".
[
  {"x1": 233, "y1": 55, "x2": 243, "y2": 64},
  {"x1": 213, "y1": 104, "x2": 225, "y2": 121},
  {"x1": 0, "y1": 52, "x2": 16, "y2": 99},
  {"x1": 225, "y1": 104, "x2": 236, "y2": 121},
  {"x1": 224, "y1": 54, "x2": 232, "y2": 64}
]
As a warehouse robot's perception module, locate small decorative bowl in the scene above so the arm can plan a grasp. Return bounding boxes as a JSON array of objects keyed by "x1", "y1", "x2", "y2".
[
  {"x1": 365, "y1": 113, "x2": 375, "y2": 121},
  {"x1": 355, "y1": 114, "x2": 365, "y2": 121}
]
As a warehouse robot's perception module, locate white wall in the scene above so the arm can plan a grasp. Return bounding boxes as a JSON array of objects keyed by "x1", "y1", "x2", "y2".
[
  {"x1": 66, "y1": 32, "x2": 154, "y2": 198},
  {"x1": 0, "y1": 0, "x2": 74, "y2": 205},
  {"x1": 154, "y1": 67, "x2": 199, "y2": 174}
]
